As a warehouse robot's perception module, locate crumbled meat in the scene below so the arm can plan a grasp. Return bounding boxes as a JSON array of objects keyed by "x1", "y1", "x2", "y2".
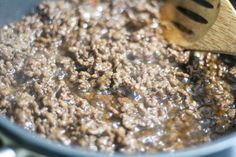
[{"x1": 0, "y1": 0, "x2": 235, "y2": 154}]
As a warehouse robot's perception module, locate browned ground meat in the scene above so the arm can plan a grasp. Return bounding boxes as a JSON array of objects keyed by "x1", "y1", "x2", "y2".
[{"x1": 0, "y1": 0, "x2": 235, "y2": 154}]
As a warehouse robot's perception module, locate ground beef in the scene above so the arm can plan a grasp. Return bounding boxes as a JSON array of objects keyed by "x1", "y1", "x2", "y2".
[{"x1": 0, "y1": 0, "x2": 236, "y2": 154}]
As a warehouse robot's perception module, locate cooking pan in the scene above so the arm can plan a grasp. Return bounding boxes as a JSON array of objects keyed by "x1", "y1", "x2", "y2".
[
  {"x1": 0, "y1": 116, "x2": 236, "y2": 157},
  {"x1": 0, "y1": 0, "x2": 236, "y2": 157}
]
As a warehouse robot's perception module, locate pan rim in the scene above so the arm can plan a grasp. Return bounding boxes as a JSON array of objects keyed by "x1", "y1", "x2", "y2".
[{"x1": 0, "y1": 116, "x2": 235, "y2": 157}]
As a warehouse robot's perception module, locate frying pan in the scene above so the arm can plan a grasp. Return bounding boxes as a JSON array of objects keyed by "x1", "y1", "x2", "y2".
[
  {"x1": 0, "y1": 0, "x2": 236, "y2": 157},
  {"x1": 0, "y1": 116, "x2": 236, "y2": 157}
]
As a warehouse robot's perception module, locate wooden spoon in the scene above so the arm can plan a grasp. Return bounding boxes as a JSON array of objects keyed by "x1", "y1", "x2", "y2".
[{"x1": 160, "y1": 0, "x2": 236, "y2": 55}]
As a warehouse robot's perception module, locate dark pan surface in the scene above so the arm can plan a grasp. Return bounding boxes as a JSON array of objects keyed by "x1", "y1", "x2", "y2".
[
  {"x1": 0, "y1": 0, "x2": 42, "y2": 26},
  {"x1": 0, "y1": 116, "x2": 236, "y2": 157}
]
